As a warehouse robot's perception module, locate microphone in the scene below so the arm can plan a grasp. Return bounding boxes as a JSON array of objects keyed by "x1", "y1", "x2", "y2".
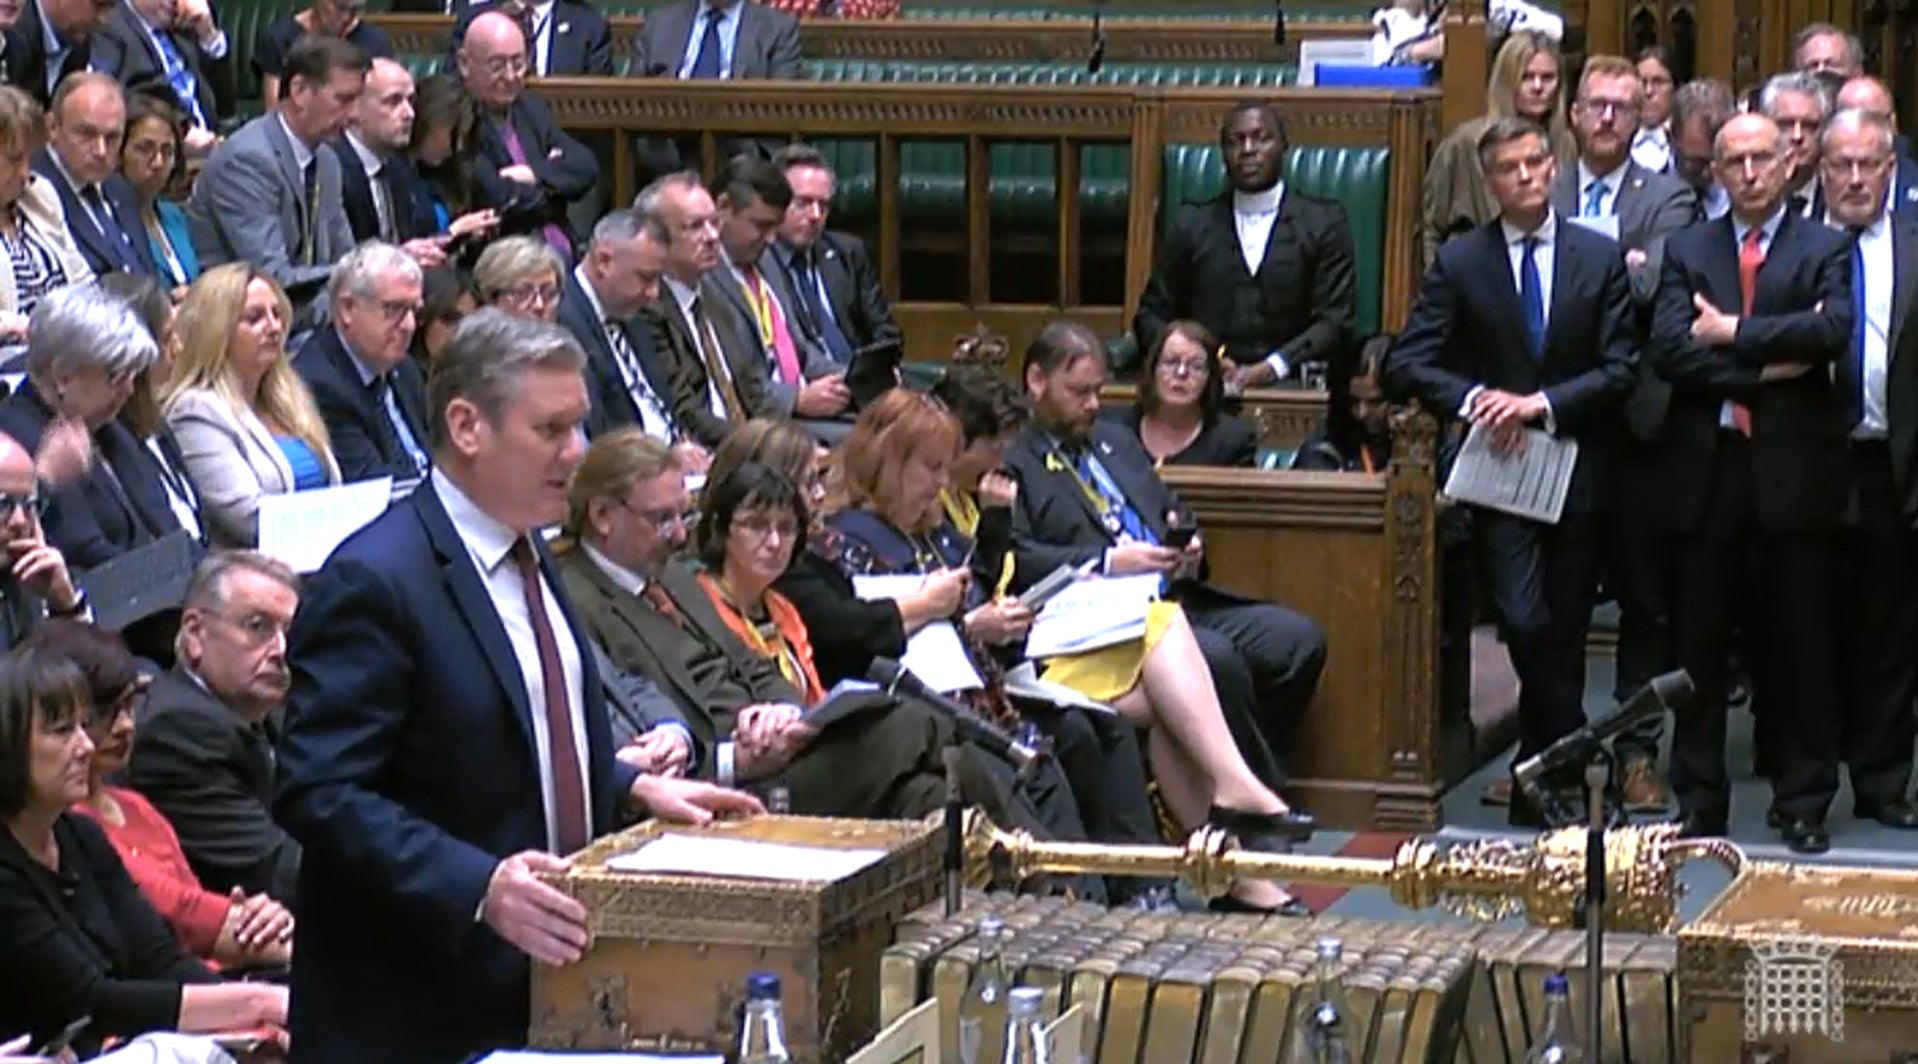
[
  {"x1": 1273, "y1": 0, "x2": 1286, "y2": 46},
  {"x1": 868, "y1": 657, "x2": 1039, "y2": 773},
  {"x1": 1088, "y1": 2, "x2": 1107, "y2": 74},
  {"x1": 1513, "y1": 670, "x2": 1694, "y2": 800}
]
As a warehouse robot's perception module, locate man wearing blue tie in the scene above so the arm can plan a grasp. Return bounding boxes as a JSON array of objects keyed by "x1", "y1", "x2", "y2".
[
  {"x1": 93, "y1": 0, "x2": 228, "y2": 155},
  {"x1": 1384, "y1": 116, "x2": 1638, "y2": 828},
  {"x1": 33, "y1": 73, "x2": 157, "y2": 280},
  {"x1": 1819, "y1": 107, "x2": 1918, "y2": 832}
]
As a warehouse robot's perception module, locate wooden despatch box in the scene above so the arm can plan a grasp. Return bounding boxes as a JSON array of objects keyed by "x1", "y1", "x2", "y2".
[
  {"x1": 1679, "y1": 862, "x2": 1918, "y2": 1063},
  {"x1": 528, "y1": 815, "x2": 941, "y2": 1061}
]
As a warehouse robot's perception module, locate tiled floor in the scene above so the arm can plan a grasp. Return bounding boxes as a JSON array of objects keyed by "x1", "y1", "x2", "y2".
[{"x1": 1312, "y1": 653, "x2": 1918, "y2": 924}]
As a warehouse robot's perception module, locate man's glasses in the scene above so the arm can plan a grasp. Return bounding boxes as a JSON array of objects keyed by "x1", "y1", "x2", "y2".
[
  {"x1": 208, "y1": 610, "x2": 292, "y2": 645},
  {"x1": 0, "y1": 492, "x2": 48, "y2": 520}
]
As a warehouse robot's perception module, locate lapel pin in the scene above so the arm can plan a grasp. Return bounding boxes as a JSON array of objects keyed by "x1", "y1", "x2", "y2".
[
  {"x1": 558, "y1": 21, "x2": 569, "y2": 31},
  {"x1": 1097, "y1": 440, "x2": 1112, "y2": 456}
]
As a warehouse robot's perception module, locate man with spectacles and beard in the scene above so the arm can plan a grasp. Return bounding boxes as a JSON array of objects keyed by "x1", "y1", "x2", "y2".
[
  {"x1": 125, "y1": 550, "x2": 305, "y2": 905},
  {"x1": 0, "y1": 430, "x2": 87, "y2": 649}
]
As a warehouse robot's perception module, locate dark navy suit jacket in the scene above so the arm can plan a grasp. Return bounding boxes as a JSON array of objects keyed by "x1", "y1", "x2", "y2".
[
  {"x1": 275, "y1": 480, "x2": 636, "y2": 1064},
  {"x1": 0, "y1": 379, "x2": 178, "y2": 569},
  {"x1": 557, "y1": 270, "x2": 678, "y2": 439},
  {"x1": 292, "y1": 327, "x2": 430, "y2": 484},
  {"x1": 30, "y1": 150, "x2": 156, "y2": 278}
]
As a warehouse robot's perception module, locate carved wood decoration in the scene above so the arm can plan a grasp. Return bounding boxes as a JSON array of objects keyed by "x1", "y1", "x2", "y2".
[{"x1": 366, "y1": 13, "x2": 1370, "y2": 67}]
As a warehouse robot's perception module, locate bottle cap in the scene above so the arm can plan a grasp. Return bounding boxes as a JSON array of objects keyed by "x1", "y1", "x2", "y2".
[
  {"x1": 1008, "y1": 986, "x2": 1043, "y2": 1014},
  {"x1": 1316, "y1": 937, "x2": 1343, "y2": 959},
  {"x1": 746, "y1": 972, "x2": 782, "y2": 1000},
  {"x1": 1544, "y1": 972, "x2": 1569, "y2": 995}
]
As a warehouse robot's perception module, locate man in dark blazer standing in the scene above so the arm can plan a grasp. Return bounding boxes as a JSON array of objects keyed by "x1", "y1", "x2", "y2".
[
  {"x1": 1133, "y1": 101, "x2": 1355, "y2": 384},
  {"x1": 1006, "y1": 321, "x2": 1327, "y2": 791},
  {"x1": 292, "y1": 242, "x2": 431, "y2": 484},
  {"x1": 1386, "y1": 115, "x2": 1639, "y2": 827},
  {"x1": 4, "y1": 0, "x2": 106, "y2": 106},
  {"x1": 34, "y1": 73, "x2": 155, "y2": 279},
  {"x1": 275, "y1": 310, "x2": 759, "y2": 1064},
  {"x1": 1650, "y1": 111, "x2": 1853, "y2": 853},
  {"x1": 127, "y1": 552, "x2": 306, "y2": 905},
  {"x1": 1548, "y1": 53, "x2": 1699, "y2": 813},
  {"x1": 771, "y1": 142, "x2": 900, "y2": 360},
  {"x1": 1818, "y1": 108, "x2": 1918, "y2": 830},
  {"x1": 1835, "y1": 76, "x2": 1918, "y2": 222},
  {"x1": 455, "y1": 11, "x2": 596, "y2": 261}
]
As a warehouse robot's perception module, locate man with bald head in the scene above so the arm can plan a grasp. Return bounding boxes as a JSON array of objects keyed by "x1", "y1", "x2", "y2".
[
  {"x1": 333, "y1": 58, "x2": 442, "y2": 260},
  {"x1": 1836, "y1": 75, "x2": 1918, "y2": 218},
  {"x1": 0, "y1": 430, "x2": 86, "y2": 650},
  {"x1": 455, "y1": 10, "x2": 596, "y2": 261},
  {"x1": 35, "y1": 72, "x2": 154, "y2": 278},
  {"x1": 1651, "y1": 111, "x2": 1853, "y2": 852}
]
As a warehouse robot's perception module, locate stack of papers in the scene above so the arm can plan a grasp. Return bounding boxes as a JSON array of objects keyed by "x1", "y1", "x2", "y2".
[
  {"x1": 1442, "y1": 421, "x2": 1580, "y2": 525},
  {"x1": 1025, "y1": 573, "x2": 1160, "y2": 658},
  {"x1": 606, "y1": 834, "x2": 887, "y2": 882},
  {"x1": 851, "y1": 575, "x2": 985, "y2": 692},
  {"x1": 258, "y1": 477, "x2": 394, "y2": 572}
]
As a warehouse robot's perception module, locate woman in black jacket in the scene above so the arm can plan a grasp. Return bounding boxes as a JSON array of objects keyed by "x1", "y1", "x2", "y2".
[{"x1": 1108, "y1": 320, "x2": 1258, "y2": 468}]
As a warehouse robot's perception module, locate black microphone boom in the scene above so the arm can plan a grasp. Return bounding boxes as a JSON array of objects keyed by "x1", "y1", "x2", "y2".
[
  {"x1": 868, "y1": 657, "x2": 1039, "y2": 772},
  {"x1": 1273, "y1": 0, "x2": 1286, "y2": 46},
  {"x1": 1513, "y1": 669, "x2": 1694, "y2": 798},
  {"x1": 1088, "y1": 2, "x2": 1107, "y2": 74}
]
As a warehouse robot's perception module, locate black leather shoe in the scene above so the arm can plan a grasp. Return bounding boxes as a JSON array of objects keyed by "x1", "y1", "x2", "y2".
[
  {"x1": 1778, "y1": 817, "x2": 1831, "y2": 855},
  {"x1": 1855, "y1": 799, "x2": 1918, "y2": 829},
  {"x1": 1207, "y1": 804, "x2": 1316, "y2": 850},
  {"x1": 1679, "y1": 811, "x2": 1729, "y2": 839},
  {"x1": 1210, "y1": 893, "x2": 1313, "y2": 917}
]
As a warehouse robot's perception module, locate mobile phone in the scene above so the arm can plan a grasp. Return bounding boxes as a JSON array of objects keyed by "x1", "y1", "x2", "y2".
[
  {"x1": 1161, "y1": 525, "x2": 1197, "y2": 550},
  {"x1": 34, "y1": 1015, "x2": 88, "y2": 1057}
]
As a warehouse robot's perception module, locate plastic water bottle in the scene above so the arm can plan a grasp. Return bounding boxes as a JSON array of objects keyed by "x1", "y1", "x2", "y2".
[
  {"x1": 1522, "y1": 972, "x2": 1582, "y2": 1063},
  {"x1": 735, "y1": 972, "x2": 792, "y2": 1064},
  {"x1": 1000, "y1": 986, "x2": 1050, "y2": 1064},
  {"x1": 1286, "y1": 937, "x2": 1354, "y2": 1064},
  {"x1": 958, "y1": 916, "x2": 1012, "y2": 1064}
]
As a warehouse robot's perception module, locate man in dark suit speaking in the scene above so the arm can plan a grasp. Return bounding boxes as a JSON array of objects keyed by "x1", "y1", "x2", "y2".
[
  {"x1": 1385, "y1": 116, "x2": 1638, "y2": 827},
  {"x1": 275, "y1": 308, "x2": 761, "y2": 1064},
  {"x1": 1650, "y1": 111, "x2": 1852, "y2": 853},
  {"x1": 1133, "y1": 101, "x2": 1356, "y2": 384}
]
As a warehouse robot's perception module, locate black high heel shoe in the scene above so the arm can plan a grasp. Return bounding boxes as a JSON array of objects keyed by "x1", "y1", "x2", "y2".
[{"x1": 1206, "y1": 803, "x2": 1317, "y2": 852}]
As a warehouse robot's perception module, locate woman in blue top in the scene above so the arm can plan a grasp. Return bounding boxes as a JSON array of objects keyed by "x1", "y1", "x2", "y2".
[
  {"x1": 119, "y1": 92, "x2": 198, "y2": 296},
  {"x1": 159, "y1": 265, "x2": 340, "y2": 548}
]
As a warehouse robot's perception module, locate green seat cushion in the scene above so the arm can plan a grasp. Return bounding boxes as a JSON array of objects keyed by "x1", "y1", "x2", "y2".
[{"x1": 1161, "y1": 142, "x2": 1389, "y2": 338}]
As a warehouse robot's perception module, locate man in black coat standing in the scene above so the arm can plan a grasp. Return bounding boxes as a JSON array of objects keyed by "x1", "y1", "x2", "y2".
[
  {"x1": 1133, "y1": 101, "x2": 1356, "y2": 382},
  {"x1": 1650, "y1": 111, "x2": 1853, "y2": 853},
  {"x1": 1385, "y1": 115, "x2": 1638, "y2": 828}
]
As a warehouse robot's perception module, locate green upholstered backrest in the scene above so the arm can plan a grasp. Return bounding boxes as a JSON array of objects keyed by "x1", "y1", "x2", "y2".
[{"x1": 1160, "y1": 142, "x2": 1390, "y2": 338}]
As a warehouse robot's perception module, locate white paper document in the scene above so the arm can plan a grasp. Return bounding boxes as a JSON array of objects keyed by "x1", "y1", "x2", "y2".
[
  {"x1": 605, "y1": 833, "x2": 887, "y2": 882},
  {"x1": 851, "y1": 575, "x2": 984, "y2": 692},
  {"x1": 1566, "y1": 214, "x2": 1620, "y2": 241},
  {"x1": 1002, "y1": 661, "x2": 1117, "y2": 715},
  {"x1": 1024, "y1": 573, "x2": 1159, "y2": 658},
  {"x1": 1443, "y1": 420, "x2": 1580, "y2": 525},
  {"x1": 258, "y1": 477, "x2": 393, "y2": 572}
]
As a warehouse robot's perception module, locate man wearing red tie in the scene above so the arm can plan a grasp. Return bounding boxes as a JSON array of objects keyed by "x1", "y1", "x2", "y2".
[
  {"x1": 275, "y1": 309, "x2": 761, "y2": 1063},
  {"x1": 1650, "y1": 112, "x2": 1853, "y2": 853}
]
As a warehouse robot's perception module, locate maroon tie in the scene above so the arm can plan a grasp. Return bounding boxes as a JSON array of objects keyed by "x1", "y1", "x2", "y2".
[{"x1": 510, "y1": 538, "x2": 589, "y2": 854}]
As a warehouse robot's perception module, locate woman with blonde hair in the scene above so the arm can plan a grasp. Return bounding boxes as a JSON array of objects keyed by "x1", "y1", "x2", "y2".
[
  {"x1": 473, "y1": 235, "x2": 564, "y2": 325},
  {"x1": 1421, "y1": 30, "x2": 1575, "y2": 266},
  {"x1": 161, "y1": 264, "x2": 340, "y2": 547},
  {"x1": 0, "y1": 86, "x2": 90, "y2": 334}
]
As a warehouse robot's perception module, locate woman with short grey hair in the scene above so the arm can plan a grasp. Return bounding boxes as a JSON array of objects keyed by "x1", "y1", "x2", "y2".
[
  {"x1": 473, "y1": 235, "x2": 564, "y2": 324},
  {"x1": 0, "y1": 283, "x2": 177, "y2": 569}
]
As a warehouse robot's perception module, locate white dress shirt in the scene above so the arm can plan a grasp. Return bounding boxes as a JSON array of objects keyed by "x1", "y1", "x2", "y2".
[
  {"x1": 577, "y1": 265, "x2": 672, "y2": 441},
  {"x1": 526, "y1": 0, "x2": 556, "y2": 74},
  {"x1": 1575, "y1": 160, "x2": 1626, "y2": 217},
  {"x1": 433, "y1": 467, "x2": 590, "y2": 853},
  {"x1": 1834, "y1": 209, "x2": 1893, "y2": 439},
  {"x1": 1232, "y1": 182, "x2": 1293, "y2": 378},
  {"x1": 664, "y1": 274, "x2": 734, "y2": 421},
  {"x1": 1630, "y1": 123, "x2": 1671, "y2": 174}
]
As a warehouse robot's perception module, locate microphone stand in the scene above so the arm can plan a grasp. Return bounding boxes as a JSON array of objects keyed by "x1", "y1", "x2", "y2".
[
  {"x1": 1580, "y1": 752, "x2": 1611, "y2": 1064},
  {"x1": 943, "y1": 746, "x2": 964, "y2": 917}
]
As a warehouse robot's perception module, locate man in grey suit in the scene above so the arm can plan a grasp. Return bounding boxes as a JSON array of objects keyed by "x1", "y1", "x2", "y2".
[
  {"x1": 188, "y1": 34, "x2": 366, "y2": 328},
  {"x1": 1552, "y1": 54, "x2": 1699, "y2": 813},
  {"x1": 704, "y1": 155, "x2": 851, "y2": 440},
  {"x1": 630, "y1": 0, "x2": 800, "y2": 178}
]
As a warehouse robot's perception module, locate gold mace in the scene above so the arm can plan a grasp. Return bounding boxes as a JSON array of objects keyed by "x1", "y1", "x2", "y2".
[{"x1": 960, "y1": 812, "x2": 1748, "y2": 934}]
